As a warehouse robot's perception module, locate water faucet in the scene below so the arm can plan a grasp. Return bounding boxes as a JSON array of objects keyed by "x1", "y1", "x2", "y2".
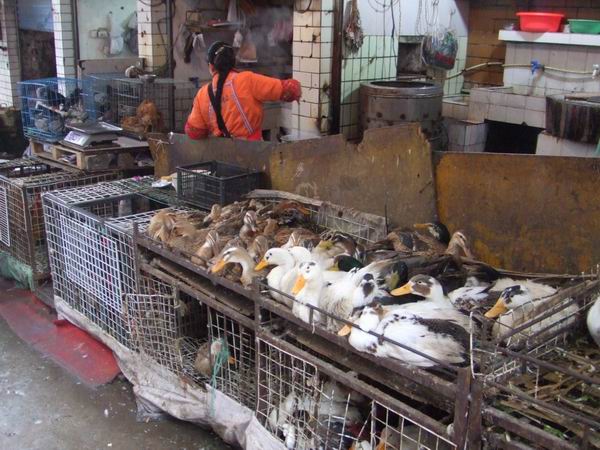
[{"x1": 593, "y1": 64, "x2": 600, "y2": 79}]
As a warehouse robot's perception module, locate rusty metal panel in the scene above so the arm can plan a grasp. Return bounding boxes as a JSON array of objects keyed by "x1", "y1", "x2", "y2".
[
  {"x1": 270, "y1": 124, "x2": 437, "y2": 227},
  {"x1": 151, "y1": 125, "x2": 437, "y2": 228},
  {"x1": 435, "y1": 152, "x2": 600, "y2": 273},
  {"x1": 148, "y1": 133, "x2": 275, "y2": 178}
]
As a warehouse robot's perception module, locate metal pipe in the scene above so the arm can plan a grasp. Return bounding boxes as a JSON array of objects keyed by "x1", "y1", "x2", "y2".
[
  {"x1": 165, "y1": 0, "x2": 175, "y2": 131},
  {"x1": 329, "y1": 0, "x2": 344, "y2": 135}
]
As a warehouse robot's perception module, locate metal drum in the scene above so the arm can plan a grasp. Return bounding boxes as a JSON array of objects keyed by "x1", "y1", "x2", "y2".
[{"x1": 360, "y1": 80, "x2": 443, "y2": 148}]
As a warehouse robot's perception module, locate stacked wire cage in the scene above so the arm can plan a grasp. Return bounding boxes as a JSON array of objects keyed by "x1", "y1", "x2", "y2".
[
  {"x1": 125, "y1": 274, "x2": 208, "y2": 381},
  {"x1": 470, "y1": 277, "x2": 600, "y2": 449},
  {"x1": 0, "y1": 158, "x2": 115, "y2": 286},
  {"x1": 124, "y1": 271, "x2": 257, "y2": 406},
  {"x1": 83, "y1": 73, "x2": 121, "y2": 124},
  {"x1": 107, "y1": 77, "x2": 198, "y2": 134},
  {"x1": 42, "y1": 177, "x2": 181, "y2": 347},
  {"x1": 18, "y1": 77, "x2": 96, "y2": 143},
  {"x1": 256, "y1": 332, "x2": 458, "y2": 450}
]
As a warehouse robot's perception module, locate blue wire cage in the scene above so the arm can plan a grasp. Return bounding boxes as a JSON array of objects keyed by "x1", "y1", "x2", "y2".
[{"x1": 18, "y1": 77, "x2": 96, "y2": 143}]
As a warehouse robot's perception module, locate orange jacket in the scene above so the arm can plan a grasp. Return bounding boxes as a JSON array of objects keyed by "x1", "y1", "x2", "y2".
[{"x1": 186, "y1": 71, "x2": 284, "y2": 140}]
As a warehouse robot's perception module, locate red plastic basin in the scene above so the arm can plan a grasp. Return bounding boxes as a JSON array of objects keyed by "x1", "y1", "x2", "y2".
[{"x1": 517, "y1": 12, "x2": 565, "y2": 32}]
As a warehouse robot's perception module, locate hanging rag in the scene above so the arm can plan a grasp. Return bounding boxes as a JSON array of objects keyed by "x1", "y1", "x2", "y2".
[{"x1": 344, "y1": 0, "x2": 364, "y2": 53}]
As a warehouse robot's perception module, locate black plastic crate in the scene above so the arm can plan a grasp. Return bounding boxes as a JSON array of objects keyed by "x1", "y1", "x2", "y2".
[{"x1": 177, "y1": 161, "x2": 262, "y2": 209}]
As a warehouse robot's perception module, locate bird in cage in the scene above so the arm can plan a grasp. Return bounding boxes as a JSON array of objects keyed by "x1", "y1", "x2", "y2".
[
  {"x1": 120, "y1": 99, "x2": 164, "y2": 135},
  {"x1": 193, "y1": 338, "x2": 236, "y2": 378}
]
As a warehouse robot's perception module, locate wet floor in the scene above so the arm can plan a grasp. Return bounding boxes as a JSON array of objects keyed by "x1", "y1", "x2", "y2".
[{"x1": 0, "y1": 306, "x2": 228, "y2": 450}]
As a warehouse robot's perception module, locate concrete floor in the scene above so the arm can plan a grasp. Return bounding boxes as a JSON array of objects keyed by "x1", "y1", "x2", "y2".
[{"x1": 0, "y1": 306, "x2": 228, "y2": 450}]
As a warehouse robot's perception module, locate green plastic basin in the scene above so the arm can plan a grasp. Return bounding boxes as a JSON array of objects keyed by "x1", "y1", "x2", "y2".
[{"x1": 569, "y1": 19, "x2": 600, "y2": 34}]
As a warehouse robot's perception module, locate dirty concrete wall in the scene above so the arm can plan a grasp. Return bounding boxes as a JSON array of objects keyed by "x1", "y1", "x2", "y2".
[
  {"x1": 435, "y1": 152, "x2": 600, "y2": 274},
  {"x1": 19, "y1": 30, "x2": 56, "y2": 80}
]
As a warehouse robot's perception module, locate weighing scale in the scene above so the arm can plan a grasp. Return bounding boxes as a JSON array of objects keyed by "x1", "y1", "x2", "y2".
[{"x1": 61, "y1": 122, "x2": 123, "y2": 149}]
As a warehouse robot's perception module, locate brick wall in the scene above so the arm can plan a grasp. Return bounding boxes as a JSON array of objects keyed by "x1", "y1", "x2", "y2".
[
  {"x1": 52, "y1": 0, "x2": 76, "y2": 78},
  {"x1": 289, "y1": 0, "x2": 334, "y2": 136},
  {"x1": 0, "y1": 0, "x2": 21, "y2": 107},
  {"x1": 466, "y1": 0, "x2": 600, "y2": 87}
]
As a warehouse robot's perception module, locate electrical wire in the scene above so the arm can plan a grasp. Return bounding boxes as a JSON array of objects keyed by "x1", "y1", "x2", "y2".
[
  {"x1": 294, "y1": 0, "x2": 313, "y2": 14},
  {"x1": 137, "y1": 0, "x2": 165, "y2": 7}
]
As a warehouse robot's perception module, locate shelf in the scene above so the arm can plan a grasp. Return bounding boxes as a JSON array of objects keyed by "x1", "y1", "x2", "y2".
[{"x1": 499, "y1": 30, "x2": 600, "y2": 47}]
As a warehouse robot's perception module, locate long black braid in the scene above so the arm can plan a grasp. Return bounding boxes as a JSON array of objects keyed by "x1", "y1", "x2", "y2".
[{"x1": 207, "y1": 41, "x2": 235, "y2": 137}]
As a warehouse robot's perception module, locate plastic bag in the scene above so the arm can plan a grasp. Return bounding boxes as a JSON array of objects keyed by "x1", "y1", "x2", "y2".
[{"x1": 421, "y1": 27, "x2": 458, "y2": 70}]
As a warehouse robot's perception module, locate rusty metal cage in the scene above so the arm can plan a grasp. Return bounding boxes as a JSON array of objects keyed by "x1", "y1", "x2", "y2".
[
  {"x1": 0, "y1": 159, "x2": 115, "y2": 285},
  {"x1": 472, "y1": 278, "x2": 600, "y2": 383},
  {"x1": 256, "y1": 332, "x2": 458, "y2": 450},
  {"x1": 207, "y1": 307, "x2": 256, "y2": 410},
  {"x1": 43, "y1": 177, "x2": 181, "y2": 346},
  {"x1": 125, "y1": 275, "x2": 208, "y2": 381}
]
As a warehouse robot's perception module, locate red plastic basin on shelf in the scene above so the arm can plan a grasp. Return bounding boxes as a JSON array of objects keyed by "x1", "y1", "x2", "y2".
[{"x1": 517, "y1": 12, "x2": 565, "y2": 32}]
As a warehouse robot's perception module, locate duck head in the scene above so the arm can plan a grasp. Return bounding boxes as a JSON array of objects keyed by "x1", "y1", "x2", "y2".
[
  {"x1": 211, "y1": 247, "x2": 248, "y2": 273},
  {"x1": 485, "y1": 285, "x2": 532, "y2": 318},
  {"x1": 332, "y1": 255, "x2": 364, "y2": 272},
  {"x1": 255, "y1": 247, "x2": 294, "y2": 271},
  {"x1": 291, "y1": 261, "x2": 321, "y2": 295},
  {"x1": 243, "y1": 210, "x2": 258, "y2": 232},
  {"x1": 413, "y1": 221, "x2": 451, "y2": 245},
  {"x1": 446, "y1": 230, "x2": 474, "y2": 258},
  {"x1": 391, "y1": 274, "x2": 445, "y2": 301}
]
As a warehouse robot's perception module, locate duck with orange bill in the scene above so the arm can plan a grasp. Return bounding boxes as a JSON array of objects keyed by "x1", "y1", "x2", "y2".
[
  {"x1": 484, "y1": 282, "x2": 578, "y2": 346},
  {"x1": 210, "y1": 246, "x2": 263, "y2": 287},
  {"x1": 337, "y1": 304, "x2": 471, "y2": 368},
  {"x1": 290, "y1": 261, "x2": 325, "y2": 324}
]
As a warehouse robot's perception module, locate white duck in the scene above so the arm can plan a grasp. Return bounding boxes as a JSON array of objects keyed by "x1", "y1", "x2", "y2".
[
  {"x1": 255, "y1": 248, "x2": 296, "y2": 307},
  {"x1": 391, "y1": 275, "x2": 472, "y2": 330},
  {"x1": 289, "y1": 245, "x2": 354, "y2": 284},
  {"x1": 587, "y1": 295, "x2": 600, "y2": 347},
  {"x1": 485, "y1": 284, "x2": 578, "y2": 346},
  {"x1": 338, "y1": 305, "x2": 470, "y2": 368},
  {"x1": 291, "y1": 261, "x2": 325, "y2": 324},
  {"x1": 210, "y1": 246, "x2": 261, "y2": 287}
]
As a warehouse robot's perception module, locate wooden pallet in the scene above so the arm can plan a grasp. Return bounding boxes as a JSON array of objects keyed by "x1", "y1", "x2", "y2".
[{"x1": 31, "y1": 137, "x2": 152, "y2": 172}]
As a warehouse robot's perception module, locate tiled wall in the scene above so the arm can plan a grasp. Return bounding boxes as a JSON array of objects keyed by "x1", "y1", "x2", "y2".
[
  {"x1": 466, "y1": 0, "x2": 600, "y2": 87},
  {"x1": 289, "y1": 0, "x2": 334, "y2": 137},
  {"x1": 52, "y1": 0, "x2": 76, "y2": 78},
  {"x1": 340, "y1": 36, "x2": 397, "y2": 139},
  {"x1": 0, "y1": 0, "x2": 21, "y2": 106},
  {"x1": 504, "y1": 42, "x2": 600, "y2": 96},
  {"x1": 137, "y1": 0, "x2": 168, "y2": 72}
]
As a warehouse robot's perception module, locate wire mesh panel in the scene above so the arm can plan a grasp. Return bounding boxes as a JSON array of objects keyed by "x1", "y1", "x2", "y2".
[
  {"x1": 472, "y1": 280, "x2": 599, "y2": 383},
  {"x1": 125, "y1": 275, "x2": 208, "y2": 382},
  {"x1": 83, "y1": 73, "x2": 121, "y2": 123},
  {"x1": 0, "y1": 166, "x2": 115, "y2": 280},
  {"x1": 207, "y1": 308, "x2": 256, "y2": 409},
  {"x1": 256, "y1": 338, "x2": 372, "y2": 450},
  {"x1": 43, "y1": 178, "x2": 181, "y2": 346},
  {"x1": 18, "y1": 77, "x2": 95, "y2": 142},
  {"x1": 113, "y1": 77, "x2": 197, "y2": 133},
  {"x1": 0, "y1": 186, "x2": 9, "y2": 246},
  {"x1": 370, "y1": 402, "x2": 456, "y2": 450}
]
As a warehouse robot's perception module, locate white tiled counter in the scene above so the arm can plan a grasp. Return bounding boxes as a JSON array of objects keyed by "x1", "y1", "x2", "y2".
[{"x1": 468, "y1": 86, "x2": 547, "y2": 128}]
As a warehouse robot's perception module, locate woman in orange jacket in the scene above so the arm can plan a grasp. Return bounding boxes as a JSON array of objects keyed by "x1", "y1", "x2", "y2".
[{"x1": 185, "y1": 41, "x2": 301, "y2": 141}]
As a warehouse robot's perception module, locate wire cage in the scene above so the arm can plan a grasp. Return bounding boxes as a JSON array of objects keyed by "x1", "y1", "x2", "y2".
[
  {"x1": 207, "y1": 307, "x2": 256, "y2": 409},
  {"x1": 18, "y1": 77, "x2": 96, "y2": 142},
  {"x1": 81, "y1": 74, "x2": 198, "y2": 134},
  {"x1": 177, "y1": 161, "x2": 263, "y2": 210},
  {"x1": 125, "y1": 274, "x2": 208, "y2": 379},
  {"x1": 472, "y1": 278, "x2": 600, "y2": 383},
  {"x1": 0, "y1": 159, "x2": 115, "y2": 284},
  {"x1": 256, "y1": 333, "x2": 458, "y2": 450},
  {"x1": 475, "y1": 287, "x2": 600, "y2": 449},
  {"x1": 43, "y1": 177, "x2": 181, "y2": 346}
]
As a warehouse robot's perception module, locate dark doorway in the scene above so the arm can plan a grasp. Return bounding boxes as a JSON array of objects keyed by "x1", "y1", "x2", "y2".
[{"x1": 17, "y1": 0, "x2": 56, "y2": 80}]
